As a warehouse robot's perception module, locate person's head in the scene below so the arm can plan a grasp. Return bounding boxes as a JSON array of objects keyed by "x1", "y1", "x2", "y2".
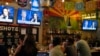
[
  {"x1": 24, "y1": 35, "x2": 36, "y2": 47},
  {"x1": 21, "y1": 10, "x2": 26, "y2": 18},
  {"x1": 66, "y1": 38, "x2": 74, "y2": 45},
  {"x1": 49, "y1": 43, "x2": 53, "y2": 50},
  {"x1": 74, "y1": 34, "x2": 81, "y2": 41},
  {"x1": 19, "y1": 35, "x2": 25, "y2": 45},
  {"x1": 33, "y1": 13, "x2": 37, "y2": 19},
  {"x1": 23, "y1": 35, "x2": 37, "y2": 54},
  {"x1": 3, "y1": 7, "x2": 9, "y2": 16},
  {"x1": 52, "y1": 37, "x2": 61, "y2": 47}
]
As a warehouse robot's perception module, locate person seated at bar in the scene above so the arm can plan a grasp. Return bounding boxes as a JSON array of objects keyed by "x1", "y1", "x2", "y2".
[
  {"x1": 74, "y1": 34, "x2": 92, "y2": 56},
  {"x1": 65, "y1": 37, "x2": 77, "y2": 56},
  {"x1": 49, "y1": 37, "x2": 65, "y2": 56}
]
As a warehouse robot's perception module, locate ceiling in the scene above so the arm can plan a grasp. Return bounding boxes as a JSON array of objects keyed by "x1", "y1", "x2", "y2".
[{"x1": 0, "y1": 0, "x2": 97, "y2": 9}]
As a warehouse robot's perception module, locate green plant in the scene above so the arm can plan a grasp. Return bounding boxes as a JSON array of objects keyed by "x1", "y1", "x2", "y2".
[{"x1": 48, "y1": 17, "x2": 67, "y2": 30}]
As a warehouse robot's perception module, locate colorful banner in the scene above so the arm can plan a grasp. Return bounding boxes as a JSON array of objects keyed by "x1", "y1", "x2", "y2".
[
  {"x1": 53, "y1": 0, "x2": 65, "y2": 15},
  {"x1": 65, "y1": 2, "x2": 75, "y2": 10},
  {"x1": 75, "y1": 2, "x2": 84, "y2": 11},
  {"x1": 85, "y1": 1, "x2": 96, "y2": 11}
]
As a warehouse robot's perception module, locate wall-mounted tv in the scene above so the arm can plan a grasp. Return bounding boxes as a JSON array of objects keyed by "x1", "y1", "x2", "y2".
[
  {"x1": 82, "y1": 19, "x2": 98, "y2": 30},
  {"x1": 17, "y1": 8, "x2": 43, "y2": 25},
  {"x1": 0, "y1": 5, "x2": 14, "y2": 23}
]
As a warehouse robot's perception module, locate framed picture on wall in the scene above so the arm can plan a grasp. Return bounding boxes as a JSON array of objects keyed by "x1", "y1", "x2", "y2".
[
  {"x1": 32, "y1": 27, "x2": 39, "y2": 42},
  {"x1": 32, "y1": 28, "x2": 37, "y2": 34},
  {"x1": 21, "y1": 28, "x2": 26, "y2": 34}
]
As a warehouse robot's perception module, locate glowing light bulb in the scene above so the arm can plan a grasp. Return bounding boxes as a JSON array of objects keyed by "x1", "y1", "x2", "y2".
[
  {"x1": 5, "y1": 2, "x2": 9, "y2": 5},
  {"x1": 62, "y1": 0, "x2": 64, "y2": 2},
  {"x1": 29, "y1": 1, "x2": 32, "y2": 4}
]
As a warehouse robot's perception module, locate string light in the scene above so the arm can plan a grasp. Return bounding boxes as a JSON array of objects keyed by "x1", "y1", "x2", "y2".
[
  {"x1": 15, "y1": 0, "x2": 18, "y2": 2},
  {"x1": 62, "y1": 0, "x2": 65, "y2": 2},
  {"x1": 29, "y1": 1, "x2": 32, "y2": 4},
  {"x1": 5, "y1": 2, "x2": 9, "y2": 5}
]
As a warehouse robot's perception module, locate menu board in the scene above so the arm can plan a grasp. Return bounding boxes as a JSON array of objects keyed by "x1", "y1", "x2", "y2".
[{"x1": 32, "y1": 28, "x2": 37, "y2": 34}]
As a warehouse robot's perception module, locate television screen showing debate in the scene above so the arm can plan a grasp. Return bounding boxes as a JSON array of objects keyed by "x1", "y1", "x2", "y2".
[
  {"x1": 0, "y1": 5, "x2": 14, "y2": 23},
  {"x1": 17, "y1": 8, "x2": 43, "y2": 25},
  {"x1": 82, "y1": 19, "x2": 98, "y2": 30}
]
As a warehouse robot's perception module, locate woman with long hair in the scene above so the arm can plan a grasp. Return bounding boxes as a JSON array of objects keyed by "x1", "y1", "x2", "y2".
[{"x1": 14, "y1": 35, "x2": 38, "y2": 56}]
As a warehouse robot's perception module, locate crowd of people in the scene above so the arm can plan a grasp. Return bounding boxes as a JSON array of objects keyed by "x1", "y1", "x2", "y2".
[
  {"x1": 48, "y1": 34, "x2": 92, "y2": 56},
  {"x1": 0, "y1": 34, "x2": 93, "y2": 56}
]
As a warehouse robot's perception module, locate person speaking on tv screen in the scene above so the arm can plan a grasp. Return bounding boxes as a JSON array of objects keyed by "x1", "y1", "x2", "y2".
[
  {"x1": 83, "y1": 20, "x2": 89, "y2": 29},
  {"x1": 0, "y1": 7, "x2": 13, "y2": 20},
  {"x1": 31, "y1": 13, "x2": 39, "y2": 23},
  {"x1": 90, "y1": 22, "x2": 96, "y2": 30},
  {"x1": 21, "y1": 10, "x2": 27, "y2": 21}
]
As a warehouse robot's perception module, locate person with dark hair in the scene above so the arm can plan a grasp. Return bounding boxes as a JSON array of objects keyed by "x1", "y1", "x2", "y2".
[
  {"x1": 14, "y1": 35, "x2": 25, "y2": 56},
  {"x1": 0, "y1": 38, "x2": 9, "y2": 56},
  {"x1": 14, "y1": 35, "x2": 38, "y2": 56},
  {"x1": 49, "y1": 37, "x2": 65, "y2": 56},
  {"x1": 0, "y1": 7, "x2": 13, "y2": 20},
  {"x1": 74, "y1": 34, "x2": 91, "y2": 56},
  {"x1": 31, "y1": 13, "x2": 40, "y2": 24},
  {"x1": 31, "y1": 13, "x2": 38, "y2": 22},
  {"x1": 65, "y1": 37, "x2": 77, "y2": 56}
]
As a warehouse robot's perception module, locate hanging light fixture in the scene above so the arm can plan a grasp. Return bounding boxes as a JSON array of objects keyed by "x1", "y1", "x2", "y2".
[{"x1": 67, "y1": 17, "x2": 72, "y2": 28}]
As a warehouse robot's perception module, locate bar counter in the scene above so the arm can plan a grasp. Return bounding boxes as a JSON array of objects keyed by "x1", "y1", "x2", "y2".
[{"x1": 91, "y1": 47, "x2": 100, "y2": 56}]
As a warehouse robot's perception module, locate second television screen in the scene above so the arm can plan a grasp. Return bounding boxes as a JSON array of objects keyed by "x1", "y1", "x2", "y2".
[{"x1": 17, "y1": 8, "x2": 43, "y2": 25}]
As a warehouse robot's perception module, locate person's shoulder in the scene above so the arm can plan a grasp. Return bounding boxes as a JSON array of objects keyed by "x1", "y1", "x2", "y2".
[{"x1": 77, "y1": 40, "x2": 87, "y2": 45}]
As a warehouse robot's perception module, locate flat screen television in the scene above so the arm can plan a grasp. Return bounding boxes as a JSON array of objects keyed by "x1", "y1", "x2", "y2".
[
  {"x1": 17, "y1": 8, "x2": 43, "y2": 25},
  {"x1": 0, "y1": 5, "x2": 14, "y2": 23},
  {"x1": 82, "y1": 19, "x2": 98, "y2": 30}
]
